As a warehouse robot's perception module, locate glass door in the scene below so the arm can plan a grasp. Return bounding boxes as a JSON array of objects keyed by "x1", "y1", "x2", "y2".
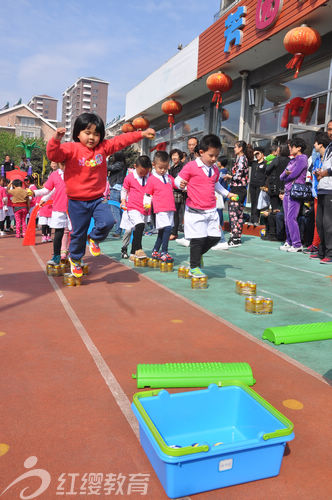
[{"x1": 287, "y1": 123, "x2": 321, "y2": 146}]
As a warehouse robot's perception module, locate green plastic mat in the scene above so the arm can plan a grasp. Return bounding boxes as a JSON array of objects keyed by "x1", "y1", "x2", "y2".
[
  {"x1": 132, "y1": 362, "x2": 255, "y2": 388},
  {"x1": 262, "y1": 322, "x2": 332, "y2": 345}
]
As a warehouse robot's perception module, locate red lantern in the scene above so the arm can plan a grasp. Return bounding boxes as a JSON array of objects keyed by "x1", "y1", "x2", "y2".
[
  {"x1": 132, "y1": 116, "x2": 150, "y2": 130},
  {"x1": 121, "y1": 122, "x2": 135, "y2": 133},
  {"x1": 221, "y1": 108, "x2": 229, "y2": 121},
  {"x1": 284, "y1": 26, "x2": 321, "y2": 79},
  {"x1": 161, "y1": 99, "x2": 182, "y2": 127},
  {"x1": 206, "y1": 72, "x2": 233, "y2": 109}
]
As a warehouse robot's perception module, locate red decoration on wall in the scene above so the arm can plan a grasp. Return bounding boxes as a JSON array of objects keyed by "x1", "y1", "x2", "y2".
[
  {"x1": 206, "y1": 72, "x2": 233, "y2": 109},
  {"x1": 121, "y1": 122, "x2": 135, "y2": 133},
  {"x1": 281, "y1": 97, "x2": 312, "y2": 129},
  {"x1": 150, "y1": 141, "x2": 168, "y2": 152},
  {"x1": 221, "y1": 108, "x2": 229, "y2": 121},
  {"x1": 132, "y1": 117, "x2": 150, "y2": 130},
  {"x1": 161, "y1": 99, "x2": 182, "y2": 127},
  {"x1": 284, "y1": 26, "x2": 321, "y2": 79}
]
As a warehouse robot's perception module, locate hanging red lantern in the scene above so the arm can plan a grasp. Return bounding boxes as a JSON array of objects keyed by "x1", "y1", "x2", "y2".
[
  {"x1": 121, "y1": 122, "x2": 135, "y2": 133},
  {"x1": 284, "y1": 25, "x2": 321, "y2": 79},
  {"x1": 206, "y1": 72, "x2": 233, "y2": 109},
  {"x1": 161, "y1": 99, "x2": 182, "y2": 127},
  {"x1": 132, "y1": 116, "x2": 150, "y2": 130},
  {"x1": 221, "y1": 108, "x2": 229, "y2": 121}
]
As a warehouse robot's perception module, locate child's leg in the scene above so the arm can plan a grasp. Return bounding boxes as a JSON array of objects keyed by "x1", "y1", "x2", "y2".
[
  {"x1": 153, "y1": 229, "x2": 164, "y2": 252},
  {"x1": 61, "y1": 228, "x2": 70, "y2": 258},
  {"x1": 14, "y1": 211, "x2": 21, "y2": 237},
  {"x1": 5, "y1": 215, "x2": 11, "y2": 230},
  {"x1": 122, "y1": 229, "x2": 131, "y2": 250},
  {"x1": 201, "y1": 236, "x2": 220, "y2": 255},
  {"x1": 190, "y1": 238, "x2": 205, "y2": 268},
  {"x1": 131, "y1": 223, "x2": 145, "y2": 254},
  {"x1": 21, "y1": 209, "x2": 28, "y2": 235},
  {"x1": 53, "y1": 228, "x2": 65, "y2": 257},
  {"x1": 41, "y1": 225, "x2": 48, "y2": 236},
  {"x1": 0, "y1": 219, "x2": 4, "y2": 231},
  {"x1": 161, "y1": 226, "x2": 172, "y2": 253},
  {"x1": 68, "y1": 200, "x2": 93, "y2": 261},
  {"x1": 90, "y1": 199, "x2": 114, "y2": 242}
]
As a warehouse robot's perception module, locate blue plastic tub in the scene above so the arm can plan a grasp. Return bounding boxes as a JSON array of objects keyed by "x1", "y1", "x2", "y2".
[{"x1": 132, "y1": 383, "x2": 294, "y2": 498}]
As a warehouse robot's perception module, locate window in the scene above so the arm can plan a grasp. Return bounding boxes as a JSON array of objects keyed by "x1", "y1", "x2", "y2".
[
  {"x1": 21, "y1": 117, "x2": 36, "y2": 127},
  {"x1": 21, "y1": 131, "x2": 35, "y2": 138},
  {"x1": 93, "y1": 103, "x2": 97, "y2": 108}
]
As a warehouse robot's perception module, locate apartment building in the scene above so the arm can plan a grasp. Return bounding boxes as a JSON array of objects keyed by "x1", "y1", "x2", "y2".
[
  {"x1": 27, "y1": 95, "x2": 58, "y2": 124},
  {"x1": 61, "y1": 77, "x2": 109, "y2": 141}
]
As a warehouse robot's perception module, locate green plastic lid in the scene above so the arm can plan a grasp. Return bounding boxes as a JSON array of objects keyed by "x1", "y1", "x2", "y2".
[{"x1": 263, "y1": 322, "x2": 332, "y2": 345}]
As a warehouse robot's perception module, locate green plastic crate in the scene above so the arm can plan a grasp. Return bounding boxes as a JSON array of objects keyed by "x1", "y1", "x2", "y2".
[
  {"x1": 132, "y1": 362, "x2": 255, "y2": 388},
  {"x1": 262, "y1": 322, "x2": 332, "y2": 345}
]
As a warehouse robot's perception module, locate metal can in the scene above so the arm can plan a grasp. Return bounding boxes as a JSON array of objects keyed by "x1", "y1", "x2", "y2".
[
  {"x1": 167, "y1": 262, "x2": 174, "y2": 272},
  {"x1": 152, "y1": 259, "x2": 159, "y2": 268},
  {"x1": 53, "y1": 265, "x2": 61, "y2": 277},
  {"x1": 245, "y1": 296, "x2": 255, "y2": 313},
  {"x1": 46, "y1": 264, "x2": 54, "y2": 275},
  {"x1": 184, "y1": 267, "x2": 191, "y2": 279},
  {"x1": 247, "y1": 282, "x2": 257, "y2": 296},
  {"x1": 83, "y1": 264, "x2": 89, "y2": 275},
  {"x1": 178, "y1": 266, "x2": 186, "y2": 278},
  {"x1": 63, "y1": 273, "x2": 71, "y2": 285},
  {"x1": 134, "y1": 257, "x2": 142, "y2": 267},
  {"x1": 235, "y1": 280, "x2": 244, "y2": 294},
  {"x1": 140, "y1": 258, "x2": 148, "y2": 267},
  {"x1": 254, "y1": 296, "x2": 265, "y2": 314},
  {"x1": 160, "y1": 262, "x2": 168, "y2": 272},
  {"x1": 199, "y1": 276, "x2": 208, "y2": 289},
  {"x1": 60, "y1": 263, "x2": 67, "y2": 275},
  {"x1": 264, "y1": 298, "x2": 273, "y2": 314},
  {"x1": 66, "y1": 274, "x2": 76, "y2": 287},
  {"x1": 75, "y1": 277, "x2": 82, "y2": 286},
  {"x1": 148, "y1": 258, "x2": 154, "y2": 267},
  {"x1": 191, "y1": 277, "x2": 201, "y2": 289}
]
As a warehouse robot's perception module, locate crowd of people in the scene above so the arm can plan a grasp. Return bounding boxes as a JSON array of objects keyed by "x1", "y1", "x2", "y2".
[{"x1": 1, "y1": 113, "x2": 332, "y2": 281}]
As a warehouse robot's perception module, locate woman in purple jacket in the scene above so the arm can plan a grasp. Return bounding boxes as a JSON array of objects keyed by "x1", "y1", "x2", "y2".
[{"x1": 279, "y1": 138, "x2": 308, "y2": 252}]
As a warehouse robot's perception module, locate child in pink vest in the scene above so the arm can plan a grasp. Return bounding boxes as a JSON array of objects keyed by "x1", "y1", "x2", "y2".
[{"x1": 144, "y1": 151, "x2": 176, "y2": 262}]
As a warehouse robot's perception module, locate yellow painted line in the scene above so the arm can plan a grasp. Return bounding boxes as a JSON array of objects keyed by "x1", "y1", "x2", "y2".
[
  {"x1": 124, "y1": 284, "x2": 133, "y2": 287},
  {"x1": 310, "y1": 308, "x2": 322, "y2": 311},
  {"x1": 0, "y1": 331, "x2": 6, "y2": 336},
  {"x1": 282, "y1": 399, "x2": 304, "y2": 410},
  {"x1": 0, "y1": 443, "x2": 10, "y2": 457},
  {"x1": 171, "y1": 319, "x2": 183, "y2": 324}
]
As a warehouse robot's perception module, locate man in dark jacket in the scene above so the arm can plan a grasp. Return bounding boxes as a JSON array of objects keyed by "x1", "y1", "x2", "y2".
[
  {"x1": 249, "y1": 147, "x2": 267, "y2": 224},
  {"x1": 1, "y1": 155, "x2": 15, "y2": 178}
]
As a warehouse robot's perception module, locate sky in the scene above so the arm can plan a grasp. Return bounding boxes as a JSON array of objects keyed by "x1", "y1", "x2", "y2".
[{"x1": 0, "y1": 0, "x2": 219, "y2": 123}]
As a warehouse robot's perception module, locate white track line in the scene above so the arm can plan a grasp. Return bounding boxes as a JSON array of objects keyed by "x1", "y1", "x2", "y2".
[
  {"x1": 227, "y1": 249, "x2": 328, "y2": 277},
  {"x1": 122, "y1": 259, "x2": 329, "y2": 386},
  {"x1": 31, "y1": 247, "x2": 139, "y2": 438}
]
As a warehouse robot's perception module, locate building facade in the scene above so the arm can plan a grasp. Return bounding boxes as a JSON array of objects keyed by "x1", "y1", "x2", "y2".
[
  {"x1": 27, "y1": 95, "x2": 58, "y2": 125},
  {"x1": 125, "y1": 0, "x2": 332, "y2": 159},
  {"x1": 0, "y1": 104, "x2": 56, "y2": 141},
  {"x1": 62, "y1": 77, "x2": 109, "y2": 141}
]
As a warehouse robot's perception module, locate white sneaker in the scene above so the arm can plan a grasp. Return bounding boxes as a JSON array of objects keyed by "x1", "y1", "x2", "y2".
[
  {"x1": 211, "y1": 241, "x2": 229, "y2": 250},
  {"x1": 176, "y1": 238, "x2": 190, "y2": 247},
  {"x1": 279, "y1": 242, "x2": 291, "y2": 251},
  {"x1": 287, "y1": 246, "x2": 303, "y2": 253}
]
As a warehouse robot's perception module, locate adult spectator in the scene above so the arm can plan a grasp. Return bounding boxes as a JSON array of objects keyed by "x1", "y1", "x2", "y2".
[
  {"x1": 169, "y1": 148, "x2": 184, "y2": 240},
  {"x1": 314, "y1": 119, "x2": 332, "y2": 263},
  {"x1": 249, "y1": 146, "x2": 266, "y2": 225},
  {"x1": 265, "y1": 144, "x2": 290, "y2": 211},
  {"x1": 107, "y1": 152, "x2": 127, "y2": 237},
  {"x1": 1, "y1": 155, "x2": 14, "y2": 178},
  {"x1": 185, "y1": 136, "x2": 198, "y2": 163}
]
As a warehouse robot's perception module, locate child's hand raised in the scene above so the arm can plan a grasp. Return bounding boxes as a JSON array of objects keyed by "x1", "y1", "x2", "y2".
[
  {"x1": 179, "y1": 179, "x2": 187, "y2": 189},
  {"x1": 55, "y1": 127, "x2": 66, "y2": 141},
  {"x1": 141, "y1": 128, "x2": 156, "y2": 140}
]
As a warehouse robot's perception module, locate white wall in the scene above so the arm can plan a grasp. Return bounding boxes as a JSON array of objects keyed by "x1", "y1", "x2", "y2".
[{"x1": 125, "y1": 37, "x2": 199, "y2": 120}]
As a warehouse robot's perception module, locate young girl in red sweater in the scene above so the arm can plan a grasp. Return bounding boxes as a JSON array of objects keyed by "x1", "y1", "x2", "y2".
[{"x1": 47, "y1": 113, "x2": 155, "y2": 277}]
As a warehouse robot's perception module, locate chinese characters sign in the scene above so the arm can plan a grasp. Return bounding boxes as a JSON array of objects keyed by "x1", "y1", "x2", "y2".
[
  {"x1": 256, "y1": 0, "x2": 283, "y2": 30},
  {"x1": 224, "y1": 6, "x2": 247, "y2": 52}
]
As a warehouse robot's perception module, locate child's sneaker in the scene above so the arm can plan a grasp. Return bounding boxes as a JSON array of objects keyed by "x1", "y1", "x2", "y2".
[
  {"x1": 303, "y1": 244, "x2": 318, "y2": 254},
  {"x1": 151, "y1": 250, "x2": 161, "y2": 259},
  {"x1": 228, "y1": 238, "x2": 241, "y2": 247},
  {"x1": 188, "y1": 267, "x2": 206, "y2": 278},
  {"x1": 47, "y1": 255, "x2": 61, "y2": 265},
  {"x1": 69, "y1": 257, "x2": 83, "y2": 277},
  {"x1": 42, "y1": 235, "x2": 47, "y2": 243},
  {"x1": 121, "y1": 247, "x2": 129, "y2": 259},
  {"x1": 129, "y1": 254, "x2": 136, "y2": 262},
  {"x1": 279, "y1": 242, "x2": 291, "y2": 251},
  {"x1": 87, "y1": 235, "x2": 101, "y2": 257},
  {"x1": 46, "y1": 235, "x2": 52, "y2": 242},
  {"x1": 135, "y1": 249, "x2": 147, "y2": 259},
  {"x1": 320, "y1": 257, "x2": 332, "y2": 264},
  {"x1": 287, "y1": 245, "x2": 303, "y2": 253},
  {"x1": 160, "y1": 252, "x2": 173, "y2": 263}
]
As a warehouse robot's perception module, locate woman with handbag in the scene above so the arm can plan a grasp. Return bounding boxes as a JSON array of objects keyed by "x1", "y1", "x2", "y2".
[
  {"x1": 279, "y1": 138, "x2": 308, "y2": 252},
  {"x1": 266, "y1": 144, "x2": 290, "y2": 211}
]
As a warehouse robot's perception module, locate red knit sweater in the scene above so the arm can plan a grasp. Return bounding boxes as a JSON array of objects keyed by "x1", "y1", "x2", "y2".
[{"x1": 46, "y1": 132, "x2": 143, "y2": 201}]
